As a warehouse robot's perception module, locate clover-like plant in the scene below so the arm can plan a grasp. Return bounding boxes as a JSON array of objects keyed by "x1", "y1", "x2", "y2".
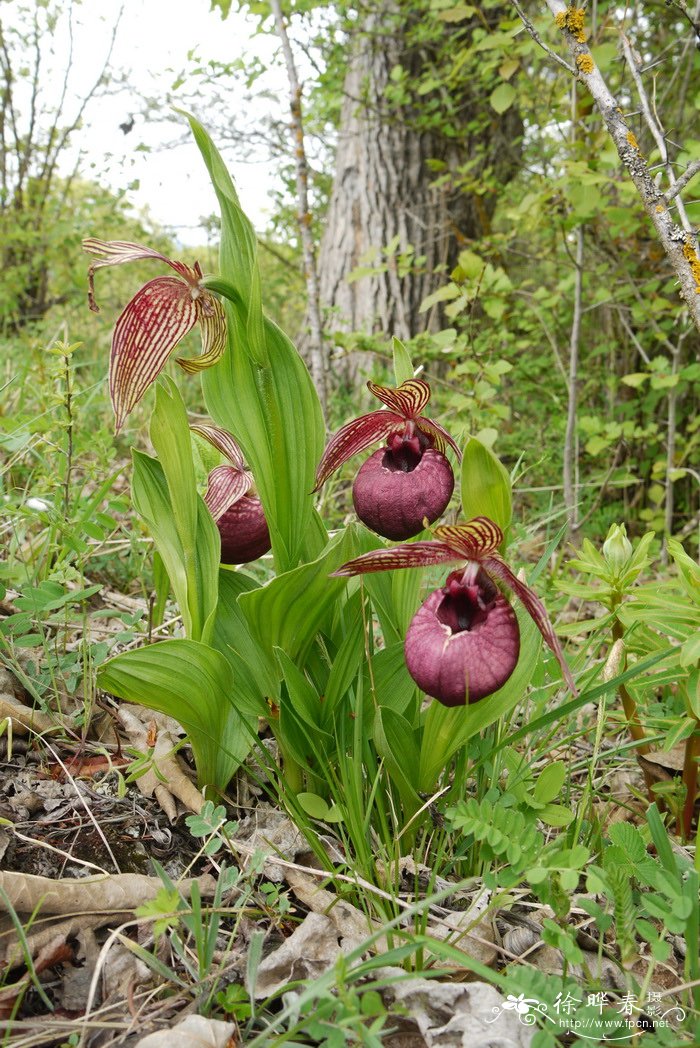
[
  {"x1": 191, "y1": 423, "x2": 270, "y2": 564},
  {"x1": 334, "y1": 516, "x2": 576, "y2": 706},
  {"x1": 83, "y1": 239, "x2": 226, "y2": 430},
  {"x1": 314, "y1": 378, "x2": 460, "y2": 540}
]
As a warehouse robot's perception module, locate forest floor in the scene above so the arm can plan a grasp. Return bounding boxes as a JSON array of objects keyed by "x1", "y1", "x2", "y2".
[{"x1": 0, "y1": 581, "x2": 698, "y2": 1048}]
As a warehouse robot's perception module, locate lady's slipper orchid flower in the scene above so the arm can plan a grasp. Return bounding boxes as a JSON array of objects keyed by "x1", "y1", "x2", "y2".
[
  {"x1": 191, "y1": 423, "x2": 271, "y2": 564},
  {"x1": 83, "y1": 239, "x2": 226, "y2": 431},
  {"x1": 333, "y1": 516, "x2": 576, "y2": 706},
  {"x1": 314, "y1": 378, "x2": 460, "y2": 541}
]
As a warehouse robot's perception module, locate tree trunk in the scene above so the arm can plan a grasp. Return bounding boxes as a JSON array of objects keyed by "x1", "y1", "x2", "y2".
[{"x1": 315, "y1": 3, "x2": 522, "y2": 382}]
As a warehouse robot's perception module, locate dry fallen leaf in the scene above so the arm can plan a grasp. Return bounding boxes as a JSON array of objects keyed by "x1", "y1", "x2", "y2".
[
  {"x1": 372, "y1": 969, "x2": 534, "y2": 1047},
  {"x1": 117, "y1": 705, "x2": 204, "y2": 817},
  {"x1": 0, "y1": 870, "x2": 216, "y2": 917},
  {"x1": 133, "y1": 1014, "x2": 237, "y2": 1047}
]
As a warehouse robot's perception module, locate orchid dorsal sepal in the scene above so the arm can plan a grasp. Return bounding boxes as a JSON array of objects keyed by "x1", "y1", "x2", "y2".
[
  {"x1": 314, "y1": 376, "x2": 461, "y2": 491},
  {"x1": 82, "y1": 238, "x2": 226, "y2": 432},
  {"x1": 190, "y1": 422, "x2": 252, "y2": 522},
  {"x1": 191, "y1": 423, "x2": 247, "y2": 471},
  {"x1": 332, "y1": 515, "x2": 577, "y2": 696}
]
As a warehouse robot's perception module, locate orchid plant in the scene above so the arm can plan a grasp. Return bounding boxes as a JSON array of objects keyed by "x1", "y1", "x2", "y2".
[
  {"x1": 83, "y1": 239, "x2": 226, "y2": 431},
  {"x1": 91, "y1": 115, "x2": 588, "y2": 860},
  {"x1": 315, "y1": 378, "x2": 460, "y2": 540},
  {"x1": 334, "y1": 516, "x2": 577, "y2": 706},
  {"x1": 191, "y1": 423, "x2": 270, "y2": 564}
]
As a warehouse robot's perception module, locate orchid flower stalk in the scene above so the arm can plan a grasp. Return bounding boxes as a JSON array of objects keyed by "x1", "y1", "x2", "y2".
[
  {"x1": 83, "y1": 239, "x2": 226, "y2": 431},
  {"x1": 191, "y1": 423, "x2": 271, "y2": 564},
  {"x1": 333, "y1": 517, "x2": 577, "y2": 706},
  {"x1": 314, "y1": 378, "x2": 460, "y2": 540}
]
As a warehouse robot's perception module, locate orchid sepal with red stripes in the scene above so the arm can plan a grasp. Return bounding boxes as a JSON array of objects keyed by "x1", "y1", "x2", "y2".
[
  {"x1": 313, "y1": 378, "x2": 460, "y2": 491},
  {"x1": 332, "y1": 516, "x2": 577, "y2": 696},
  {"x1": 190, "y1": 423, "x2": 253, "y2": 522},
  {"x1": 83, "y1": 239, "x2": 226, "y2": 431}
]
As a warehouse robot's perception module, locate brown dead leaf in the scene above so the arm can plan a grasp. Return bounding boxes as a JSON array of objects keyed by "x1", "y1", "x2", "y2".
[
  {"x1": 133, "y1": 1014, "x2": 237, "y2": 1047},
  {"x1": 0, "y1": 870, "x2": 216, "y2": 917},
  {"x1": 254, "y1": 910, "x2": 345, "y2": 998},
  {"x1": 0, "y1": 694, "x2": 56, "y2": 735},
  {"x1": 117, "y1": 705, "x2": 203, "y2": 817},
  {"x1": 378, "y1": 970, "x2": 535, "y2": 1047},
  {"x1": 639, "y1": 743, "x2": 687, "y2": 775},
  {"x1": 48, "y1": 754, "x2": 129, "y2": 780}
]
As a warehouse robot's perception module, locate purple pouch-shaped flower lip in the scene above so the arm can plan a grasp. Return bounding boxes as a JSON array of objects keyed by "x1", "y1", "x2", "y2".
[
  {"x1": 333, "y1": 517, "x2": 577, "y2": 699},
  {"x1": 218, "y1": 495, "x2": 271, "y2": 564},
  {"x1": 191, "y1": 423, "x2": 271, "y2": 564},
  {"x1": 404, "y1": 568, "x2": 520, "y2": 706},
  {"x1": 352, "y1": 442, "x2": 454, "y2": 541}
]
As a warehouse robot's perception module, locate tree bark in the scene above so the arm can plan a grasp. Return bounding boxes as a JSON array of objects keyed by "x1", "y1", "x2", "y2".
[{"x1": 315, "y1": 4, "x2": 522, "y2": 380}]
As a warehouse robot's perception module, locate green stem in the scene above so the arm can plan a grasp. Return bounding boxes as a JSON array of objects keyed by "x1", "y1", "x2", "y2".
[
  {"x1": 680, "y1": 727, "x2": 699, "y2": 841},
  {"x1": 612, "y1": 619, "x2": 650, "y2": 756}
]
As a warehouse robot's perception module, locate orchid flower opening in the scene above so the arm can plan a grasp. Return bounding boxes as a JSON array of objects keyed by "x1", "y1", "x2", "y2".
[
  {"x1": 333, "y1": 516, "x2": 577, "y2": 706},
  {"x1": 191, "y1": 423, "x2": 271, "y2": 564},
  {"x1": 315, "y1": 378, "x2": 461, "y2": 540},
  {"x1": 83, "y1": 239, "x2": 226, "y2": 431}
]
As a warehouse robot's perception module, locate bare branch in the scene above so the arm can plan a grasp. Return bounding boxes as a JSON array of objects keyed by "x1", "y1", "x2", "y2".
[
  {"x1": 663, "y1": 158, "x2": 700, "y2": 203},
  {"x1": 511, "y1": 0, "x2": 575, "y2": 74},
  {"x1": 520, "y1": 0, "x2": 700, "y2": 335},
  {"x1": 269, "y1": 0, "x2": 328, "y2": 415},
  {"x1": 620, "y1": 32, "x2": 692, "y2": 233}
]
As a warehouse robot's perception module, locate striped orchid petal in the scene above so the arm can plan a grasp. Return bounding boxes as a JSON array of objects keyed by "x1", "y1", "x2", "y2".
[
  {"x1": 204, "y1": 464, "x2": 253, "y2": 522},
  {"x1": 110, "y1": 277, "x2": 198, "y2": 432},
  {"x1": 483, "y1": 554, "x2": 578, "y2": 696},
  {"x1": 434, "y1": 517, "x2": 503, "y2": 560},
  {"x1": 190, "y1": 423, "x2": 246, "y2": 470},
  {"x1": 83, "y1": 239, "x2": 196, "y2": 311},
  {"x1": 368, "y1": 378, "x2": 431, "y2": 419},
  {"x1": 314, "y1": 410, "x2": 402, "y2": 491},
  {"x1": 331, "y1": 541, "x2": 461, "y2": 577},
  {"x1": 416, "y1": 416, "x2": 462, "y2": 460},
  {"x1": 84, "y1": 237, "x2": 227, "y2": 430},
  {"x1": 177, "y1": 293, "x2": 226, "y2": 374}
]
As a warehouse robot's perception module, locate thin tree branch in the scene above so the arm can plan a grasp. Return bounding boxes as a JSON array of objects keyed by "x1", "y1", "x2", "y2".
[
  {"x1": 269, "y1": 0, "x2": 328, "y2": 415},
  {"x1": 563, "y1": 226, "x2": 584, "y2": 536},
  {"x1": 520, "y1": 1, "x2": 700, "y2": 334},
  {"x1": 620, "y1": 33, "x2": 692, "y2": 232},
  {"x1": 663, "y1": 158, "x2": 700, "y2": 203},
  {"x1": 511, "y1": 0, "x2": 576, "y2": 74}
]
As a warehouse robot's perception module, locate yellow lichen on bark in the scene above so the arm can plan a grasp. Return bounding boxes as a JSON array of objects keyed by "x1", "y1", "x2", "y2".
[
  {"x1": 555, "y1": 6, "x2": 586, "y2": 42},
  {"x1": 576, "y1": 53, "x2": 594, "y2": 74},
  {"x1": 682, "y1": 238, "x2": 700, "y2": 293},
  {"x1": 626, "y1": 131, "x2": 640, "y2": 151}
]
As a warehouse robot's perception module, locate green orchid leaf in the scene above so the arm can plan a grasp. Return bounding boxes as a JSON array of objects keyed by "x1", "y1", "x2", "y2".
[
  {"x1": 148, "y1": 377, "x2": 220, "y2": 643},
  {"x1": 98, "y1": 639, "x2": 254, "y2": 791},
  {"x1": 461, "y1": 434, "x2": 512, "y2": 539},
  {"x1": 374, "y1": 706, "x2": 422, "y2": 819},
  {"x1": 392, "y1": 336, "x2": 414, "y2": 385},
  {"x1": 239, "y1": 525, "x2": 374, "y2": 665},
  {"x1": 212, "y1": 568, "x2": 278, "y2": 715},
  {"x1": 187, "y1": 113, "x2": 325, "y2": 574},
  {"x1": 131, "y1": 446, "x2": 219, "y2": 644}
]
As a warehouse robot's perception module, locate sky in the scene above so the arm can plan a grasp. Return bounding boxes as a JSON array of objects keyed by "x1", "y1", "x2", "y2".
[{"x1": 42, "y1": 0, "x2": 290, "y2": 244}]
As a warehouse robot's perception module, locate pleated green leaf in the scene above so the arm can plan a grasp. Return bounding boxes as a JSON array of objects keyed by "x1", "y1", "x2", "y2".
[
  {"x1": 131, "y1": 446, "x2": 219, "y2": 645},
  {"x1": 187, "y1": 114, "x2": 325, "y2": 573},
  {"x1": 212, "y1": 568, "x2": 278, "y2": 715},
  {"x1": 239, "y1": 525, "x2": 374, "y2": 665},
  {"x1": 461, "y1": 434, "x2": 512, "y2": 539},
  {"x1": 374, "y1": 707, "x2": 422, "y2": 819},
  {"x1": 98, "y1": 639, "x2": 254, "y2": 791}
]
